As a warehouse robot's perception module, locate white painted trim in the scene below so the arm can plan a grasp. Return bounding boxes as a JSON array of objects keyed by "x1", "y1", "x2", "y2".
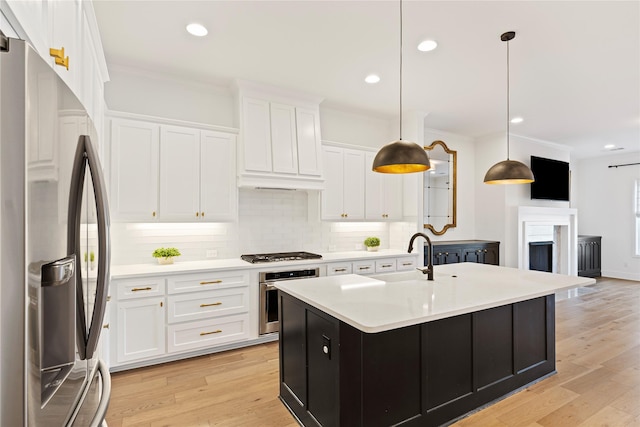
[{"x1": 106, "y1": 110, "x2": 239, "y2": 134}]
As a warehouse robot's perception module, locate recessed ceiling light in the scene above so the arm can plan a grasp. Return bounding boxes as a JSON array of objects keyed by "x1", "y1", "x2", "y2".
[
  {"x1": 604, "y1": 144, "x2": 616, "y2": 149},
  {"x1": 186, "y1": 23, "x2": 208, "y2": 37},
  {"x1": 417, "y1": 40, "x2": 438, "y2": 52},
  {"x1": 365, "y1": 74, "x2": 380, "y2": 84},
  {"x1": 510, "y1": 117, "x2": 523, "y2": 124}
]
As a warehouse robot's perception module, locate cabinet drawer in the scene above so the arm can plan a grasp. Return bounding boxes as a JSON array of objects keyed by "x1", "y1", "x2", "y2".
[
  {"x1": 167, "y1": 271, "x2": 249, "y2": 294},
  {"x1": 353, "y1": 260, "x2": 375, "y2": 275},
  {"x1": 375, "y1": 259, "x2": 397, "y2": 273},
  {"x1": 116, "y1": 278, "x2": 165, "y2": 300},
  {"x1": 167, "y1": 288, "x2": 249, "y2": 324},
  {"x1": 326, "y1": 263, "x2": 352, "y2": 276},
  {"x1": 167, "y1": 314, "x2": 249, "y2": 353},
  {"x1": 396, "y1": 257, "x2": 417, "y2": 271}
]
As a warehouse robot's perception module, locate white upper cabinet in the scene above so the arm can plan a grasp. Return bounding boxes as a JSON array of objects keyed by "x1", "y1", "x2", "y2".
[
  {"x1": 365, "y1": 152, "x2": 403, "y2": 220},
  {"x1": 200, "y1": 131, "x2": 237, "y2": 221},
  {"x1": 159, "y1": 126, "x2": 201, "y2": 221},
  {"x1": 2, "y1": 0, "x2": 109, "y2": 127},
  {"x1": 321, "y1": 146, "x2": 365, "y2": 220},
  {"x1": 270, "y1": 102, "x2": 298, "y2": 174},
  {"x1": 236, "y1": 82, "x2": 324, "y2": 190},
  {"x1": 110, "y1": 119, "x2": 160, "y2": 222},
  {"x1": 108, "y1": 114, "x2": 238, "y2": 223}
]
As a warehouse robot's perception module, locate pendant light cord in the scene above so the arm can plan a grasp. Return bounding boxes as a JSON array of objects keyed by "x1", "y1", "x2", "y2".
[
  {"x1": 506, "y1": 36, "x2": 510, "y2": 160},
  {"x1": 399, "y1": 0, "x2": 403, "y2": 141}
]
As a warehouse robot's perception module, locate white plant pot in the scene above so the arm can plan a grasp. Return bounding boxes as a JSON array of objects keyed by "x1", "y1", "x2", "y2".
[
  {"x1": 366, "y1": 246, "x2": 379, "y2": 252},
  {"x1": 157, "y1": 257, "x2": 174, "y2": 265}
]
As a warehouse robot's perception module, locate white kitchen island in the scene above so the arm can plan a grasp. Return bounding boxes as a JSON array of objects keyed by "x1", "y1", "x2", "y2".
[{"x1": 275, "y1": 263, "x2": 595, "y2": 427}]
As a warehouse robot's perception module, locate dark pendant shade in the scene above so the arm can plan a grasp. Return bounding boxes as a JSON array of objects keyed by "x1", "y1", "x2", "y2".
[
  {"x1": 372, "y1": 139, "x2": 431, "y2": 174},
  {"x1": 484, "y1": 159, "x2": 535, "y2": 184}
]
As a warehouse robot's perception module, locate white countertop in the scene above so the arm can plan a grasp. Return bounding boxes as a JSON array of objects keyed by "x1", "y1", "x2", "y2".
[
  {"x1": 274, "y1": 262, "x2": 596, "y2": 333},
  {"x1": 110, "y1": 249, "x2": 416, "y2": 279}
]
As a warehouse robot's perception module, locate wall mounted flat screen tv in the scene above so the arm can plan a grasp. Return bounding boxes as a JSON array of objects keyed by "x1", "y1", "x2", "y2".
[{"x1": 530, "y1": 156, "x2": 570, "y2": 201}]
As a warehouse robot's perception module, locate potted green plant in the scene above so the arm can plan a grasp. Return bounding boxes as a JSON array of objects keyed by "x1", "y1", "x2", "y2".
[
  {"x1": 89, "y1": 251, "x2": 95, "y2": 270},
  {"x1": 364, "y1": 237, "x2": 380, "y2": 252},
  {"x1": 152, "y1": 247, "x2": 181, "y2": 265}
]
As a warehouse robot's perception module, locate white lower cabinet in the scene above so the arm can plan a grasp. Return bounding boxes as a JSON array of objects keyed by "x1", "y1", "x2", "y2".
[
  {"x1": 326, "y1": 256, "x2": 417, "y2": 276},
  {"x1": 116, "y1": 296, "x2": 166, "y2": 364},
  {"x1": 112, "y1": 270, "x2": 250, "y2": 369}
]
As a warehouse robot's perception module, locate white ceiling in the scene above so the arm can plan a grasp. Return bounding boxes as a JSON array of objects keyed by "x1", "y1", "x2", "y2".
[{"x1": 93, "y1": 1, "x2": 640, "y2": 158}]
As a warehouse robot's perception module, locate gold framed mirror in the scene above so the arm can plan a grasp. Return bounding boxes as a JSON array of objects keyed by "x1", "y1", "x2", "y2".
[{"x1": 423, "y1": 140, "x2": 457, "y2": 235}]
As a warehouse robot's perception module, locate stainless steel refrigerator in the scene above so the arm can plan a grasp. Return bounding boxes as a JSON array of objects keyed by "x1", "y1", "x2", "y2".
[{"x1": 0, "y1": 34, "x2": 111, "y2": 425}]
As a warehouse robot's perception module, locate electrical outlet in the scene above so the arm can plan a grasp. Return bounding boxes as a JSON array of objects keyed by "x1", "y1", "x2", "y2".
[{"x1": 206, "y1": 250, "x2": 218, "y2": 258}]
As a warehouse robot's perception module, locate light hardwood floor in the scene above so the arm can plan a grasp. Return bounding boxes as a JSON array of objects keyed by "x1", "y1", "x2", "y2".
[{"x1": 106, "y1": 277, "x2": 640, "y2": 427}]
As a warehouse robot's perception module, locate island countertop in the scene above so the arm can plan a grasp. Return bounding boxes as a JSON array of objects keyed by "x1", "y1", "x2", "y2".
[{"x1": 274, "y1": 262, "x2": 596, "y2": 333}]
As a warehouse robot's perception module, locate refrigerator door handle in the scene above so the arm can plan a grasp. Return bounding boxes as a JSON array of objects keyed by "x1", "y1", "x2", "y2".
[
  {"x1": 89, "y1": 359, "x2": 111, "y2": 427},
  {"x1": 67, "y1": 135, "x2": 111, "y2": 360}
]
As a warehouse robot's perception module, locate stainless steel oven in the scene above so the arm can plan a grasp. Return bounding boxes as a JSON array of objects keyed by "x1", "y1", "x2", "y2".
[{"x1": 259, "y1": 268, "x2": 320, "y2": 335}]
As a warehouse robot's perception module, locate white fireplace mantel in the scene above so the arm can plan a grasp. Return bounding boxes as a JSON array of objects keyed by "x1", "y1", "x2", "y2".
[{"x1": 518, "y1": 207, "x2": 578, "y2": 276}]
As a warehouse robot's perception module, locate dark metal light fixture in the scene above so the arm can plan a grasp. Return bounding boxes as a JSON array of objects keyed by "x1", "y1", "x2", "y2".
[
  {"x1": 484, "y1": 31, "x2": 534, "y2": 185},
  {"x1": 372, "y1": 0, "x2": 431, "y2": 174}
]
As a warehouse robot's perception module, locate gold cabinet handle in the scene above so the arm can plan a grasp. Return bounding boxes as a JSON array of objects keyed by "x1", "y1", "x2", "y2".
[
  {"x1": 160, "y1": 301, "x2": 163, "y2": 307},
  {"x1": 106, "y1": 296, "x2": 111, "y2": 302},
  {"x1": 200, "y1": 280, "x2": 222, "y2": 285},
  {"x1": 152, "y1": 211, "x2": 156, "y2": 217},
  {"x1": 103, "y1": 323, "x2": 109, "y2": 329},
  {"x1": 49, "y1": 47, "x2": 69, "y2": 70},
  {"x1": 358, "y1": 266, "x2": 370, "y2": 270},
  {"x1": 402, "y1": 262, "x2": 412, "y2": 266},
  {"x1": 200, "y1": 329, "x2": 222, "y2": 336},
  {"x1": 201, "y1": 212, "x2": 204, "y2": 217},
  {"x1": 200, "y1": 302, "x2": 222, "y2": 307},
  {"x1": 335, "y1": 268, "x2": 347, "y2": 272},
  {"x1": 381, "y1": 264, "x2": 393, "y2": 268},
  {"x1": 131, "y1": 287, "x2": 152, "y2": 292},
  {"x1": 196, "y1": 212, "x2": 199, "y2": 217}
]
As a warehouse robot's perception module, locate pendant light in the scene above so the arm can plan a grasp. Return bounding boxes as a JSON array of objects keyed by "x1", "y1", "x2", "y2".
[
  {"x1": 372, "y1": 0, "x2": 431, "y2": 174},
  {"x1": 484, "y1": 31, "x2": 535, "y2": 185}
]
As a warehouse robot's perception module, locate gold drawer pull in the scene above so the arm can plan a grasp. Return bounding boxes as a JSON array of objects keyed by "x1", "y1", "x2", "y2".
[
  {"x1": 402, "y1": 262, "x2": 413, "y2": 266},
  {"x1": 335, "y1": 268, "x2": 347, "y2": 272},
  {"x1": 358, "y1": 266, "x2": 370, "y2": 270},
  {"x1": 381, "y1": 264, "x2": 393, "y2": 268},
  {"x1": 103, "y1": 323, "x2": 109, "y2": 329},
  {"x1": 200, "y1": 280, "x2": 223, "y2": 285},
  {"x1": 131, "y1": 287, "x2": 152, "y2": 292},
  {"x1": 200, "y1": 329, "x2": 222, "y2": 336},
  {"x1": 200, "y1": 302, "x2": 222, "y2": 307}
]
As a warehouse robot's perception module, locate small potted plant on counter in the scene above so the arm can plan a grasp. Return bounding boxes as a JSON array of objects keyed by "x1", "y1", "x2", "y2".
[
  {"x1": 152, "y1": 247, "x2": 181, "y2": 265},
  {"x1": 364, "y1": 237, "x2": 380, "y2": 252}
]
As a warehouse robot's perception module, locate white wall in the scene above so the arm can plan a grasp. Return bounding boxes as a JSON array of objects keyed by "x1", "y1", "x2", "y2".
[
  {"x1": 319, "y1": 106, "x2": 392, "y2": 148},
  {"x1": 474, "y1": 133, "x2": 573, "y2": 267},
  {"x1": 576, "y1": 151, "x2": 640, "y2": 280},
  {"x1": 104, "y1": 65, "x2": 235, "y2": 127}
]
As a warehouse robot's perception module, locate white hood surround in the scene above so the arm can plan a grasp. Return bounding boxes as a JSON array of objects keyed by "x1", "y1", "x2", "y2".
[{"x1": 518, "y1": 207, "x2": 578, "y2": 276}]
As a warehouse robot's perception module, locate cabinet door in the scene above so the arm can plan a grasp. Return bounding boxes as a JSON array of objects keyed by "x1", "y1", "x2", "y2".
[
  {"x1": 463, "y1": 247, "x2": 482, "y2": 263},
  {"x1": 296, "y1": 107, "x2": 322, "y2": 176},
  {"x1": 5, "y1": 0, "x2": 49, "y2": 57},
  {"x1": 342, "y1": 148, "x2": 365, "y2": 220},
  {"x1": 321, "y1": 146, "x2": 345, "y2": 220},
  {"x1": 200, "y1": 131, "x2": 237, "y2": 221},
  {"x1": 383, "y1": 174, "x2": 403, "y2": 220},
  {"x1": 159, "y1": 126, "x2": 200, "y2": 221},
  {"x1": 365, "y1": 152, "x2": 385, "y2": 220},
  {"x1": 116, "y1": 297, "x2": 165, "y2": 363},
  {"x1": 110, "y1": 119, "x2": 159, "y2": 221},
  {"x1": 483, "y1": 244, "x2": 500, "y2": 265},
  {"x1": 307, "y1": 310, "x2": 339, "y2": 427},
  {"x1": 242, "y1": 97, "x2": 272, "y2": 172},
  {"x1": 49, "y1": 0, "x2": 81, "y2": 92},
  {"x1": 270, "y1": 103, "x2": 298, "y2": 174}
]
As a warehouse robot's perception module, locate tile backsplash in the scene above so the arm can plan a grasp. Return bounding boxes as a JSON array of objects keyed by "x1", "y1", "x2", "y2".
[{"x1": 111, "y1": 189, "x2": 415, "y2": 265}]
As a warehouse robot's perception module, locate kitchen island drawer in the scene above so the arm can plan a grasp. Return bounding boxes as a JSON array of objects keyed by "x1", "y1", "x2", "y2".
[
  {"x1": 167, "y1": 271, "x2": 249, "y2": 294},
  {"x1": 116, "y1": 278, "x2": 165, "y2": 300},
  {"x1": 167, "y1": 314, "x2": 249, "y2": 353},
  {"x1": 167, "y1": 288, "x2": 249, "y2": 324}
]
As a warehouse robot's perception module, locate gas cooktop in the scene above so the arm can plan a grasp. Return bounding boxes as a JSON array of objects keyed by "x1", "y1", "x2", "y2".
[{"x1": 241, "y1": 251, "x2": 323, "y2": 264}]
